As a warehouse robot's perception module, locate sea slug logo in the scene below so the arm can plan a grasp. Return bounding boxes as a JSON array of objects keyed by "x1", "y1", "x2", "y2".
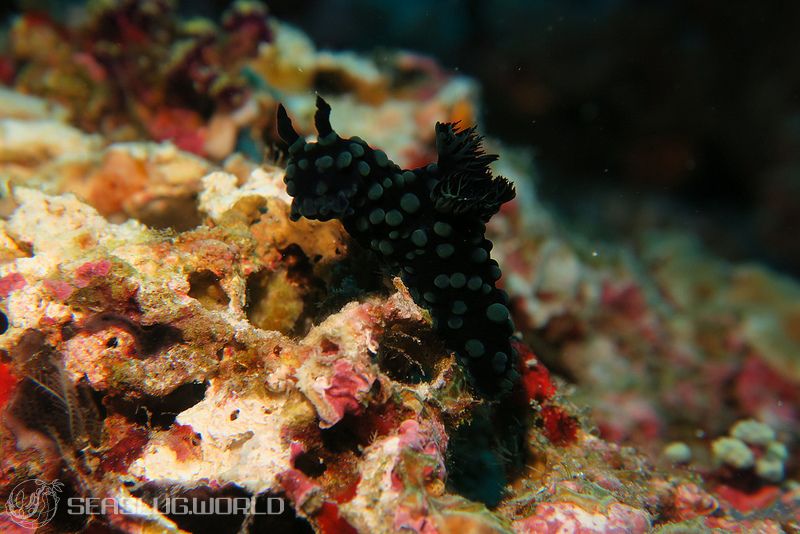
[
  {"x1": 3, "y1": 478, "x2": 286, "y2": 529},
  {"x1": 4, "y1": 478, "x2": 63, "y2": 529}
]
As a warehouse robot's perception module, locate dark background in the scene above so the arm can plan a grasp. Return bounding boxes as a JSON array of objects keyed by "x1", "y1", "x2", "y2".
[{"x1": 4, "y1": 0, "x2": 800, "y2": 276}]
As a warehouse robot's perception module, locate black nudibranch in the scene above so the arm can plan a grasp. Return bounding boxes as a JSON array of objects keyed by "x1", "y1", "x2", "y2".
[{"x1": 277, "y1": 96, "x2": 519, "y2": 397}]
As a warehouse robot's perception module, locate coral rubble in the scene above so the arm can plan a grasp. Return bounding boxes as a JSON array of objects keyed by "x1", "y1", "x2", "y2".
[{"x1": 0, "y1": 3, "x2": 798, "y2": 533}]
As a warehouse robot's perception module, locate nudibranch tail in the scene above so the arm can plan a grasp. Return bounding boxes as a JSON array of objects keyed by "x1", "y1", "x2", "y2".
[{"x1": 278, "y1": 97, "x2": 519, "y2": 397}]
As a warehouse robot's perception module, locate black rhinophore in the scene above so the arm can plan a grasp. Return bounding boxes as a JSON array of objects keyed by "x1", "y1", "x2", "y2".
[{"x1": 277, "y1": 96, "x2": 519, "y2": 397}]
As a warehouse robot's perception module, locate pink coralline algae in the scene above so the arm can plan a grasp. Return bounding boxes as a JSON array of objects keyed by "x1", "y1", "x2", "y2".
[
  {"x1": 312, "y1": 358, "x2": 375, "y2": 427},
  {"x1": 73, "y1": 259, "x2": 112, "y2": 287},
  {"x1": 0, "y1": 272, "x2": 25, "y2": 297},
  {"x1": 670, "y1": 483, "x2": 720, "y2": 521},
  {"x1": 513, "y1": 501, "x2": 651, "y2": 534},
  {"x1": 278, "y1": 468, "x2": 323, "y2": 512},
  {"x1": 42, "y1": 278, "x2": 75, "y2": 300}
]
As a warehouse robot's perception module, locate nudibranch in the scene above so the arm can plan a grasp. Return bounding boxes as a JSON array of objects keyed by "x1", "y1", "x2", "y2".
[{"x1": 277, "y1": 97, "x2": 519, "y2": 397}]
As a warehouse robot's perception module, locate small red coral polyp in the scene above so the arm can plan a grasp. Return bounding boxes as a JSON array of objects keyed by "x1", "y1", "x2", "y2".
[
  {"x1": 316, "y1": 502, "x2": 357, "y2": 534},
  {"x1": 540, "y1": 405, "x2": 578, "y2": 446},
  {"x1": 522, "y1": 361, "x2": 556, "y2": 404},
  {"x1": 714, "y1": 484, "x2": 780, "y2": 514},
  {"x1": 515, "y1": 342, "x2": 556, "y2": 403},
  {"x1": 0, "y1": 363, "x2": 19, "y2": 410},
  {"x1": 331, "y1": 475, "x2": 361, "y2": 504}
]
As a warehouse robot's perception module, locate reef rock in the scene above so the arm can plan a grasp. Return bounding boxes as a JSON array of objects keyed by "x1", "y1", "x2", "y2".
[{"x1": 0, "y1": 3, "x2": 798, "y2": 533}]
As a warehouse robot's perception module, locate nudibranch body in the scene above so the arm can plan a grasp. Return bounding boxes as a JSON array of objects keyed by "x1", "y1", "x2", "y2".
[{"x1": 277, "y1": 97, "x2": 519, "y2": 397}]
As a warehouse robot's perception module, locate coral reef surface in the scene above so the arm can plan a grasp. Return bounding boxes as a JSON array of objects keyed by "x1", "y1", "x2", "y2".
[{"x1": 0, "y1": 2, "x2": 798, "y2": 533}]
